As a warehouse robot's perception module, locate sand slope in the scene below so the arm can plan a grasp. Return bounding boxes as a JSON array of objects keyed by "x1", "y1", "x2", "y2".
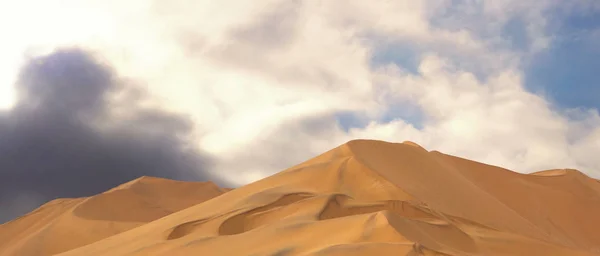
[
  {"x1": 0, "y1": 177, "x2": 228, "y2": 256},
  {"x1": 4, "y1": 139, "x2": 600, "y2": 256}
]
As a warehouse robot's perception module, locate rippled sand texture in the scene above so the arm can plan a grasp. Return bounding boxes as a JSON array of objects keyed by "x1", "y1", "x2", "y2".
[
  {"x1": 3, "y1": 140, "x2": 600, "y2": 256},
  {"x1": 0, "y1": 177, "x2": 229, "y2": 256}
]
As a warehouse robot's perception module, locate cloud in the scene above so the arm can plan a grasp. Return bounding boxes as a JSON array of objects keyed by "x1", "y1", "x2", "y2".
[
  {"x1": 370, "y1": 55, "x2": 579, "y2": 171},
  {"x1": 0, "y1": 49, "x2": 215, "y2": 223},
  {"x1": 119, "y1": 0, "x2": 600, "y2": 181},
  {"x1": 193, "y1": 0, "x2": 600, "y2": 183},
  {"x1": 210, "y1": 112, "x2": 351, "y2": 185},
  {"x1": 1, "y1": 0, "x2": 600, "y2": 221}
]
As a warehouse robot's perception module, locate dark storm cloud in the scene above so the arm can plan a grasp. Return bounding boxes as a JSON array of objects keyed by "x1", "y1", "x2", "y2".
[{"x1": 0, "y1": 48, "x2": 217, "y2": 223}]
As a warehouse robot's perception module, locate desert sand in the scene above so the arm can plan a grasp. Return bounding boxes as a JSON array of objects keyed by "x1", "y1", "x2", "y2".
[
  {"x1": 0, "y1": 177, "x2": 228, "y2": 256},
  {"x1": 2, "y1": 139, "x2": 600, "y2": 255}
]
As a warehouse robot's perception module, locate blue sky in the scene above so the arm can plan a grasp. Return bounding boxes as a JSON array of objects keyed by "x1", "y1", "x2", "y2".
[
  {"x1": 361, "y1": 3, "x2": 600, "y2": 131},
  {"x1": 525, "y1": 11, "x2": 600, "y2": 111}
]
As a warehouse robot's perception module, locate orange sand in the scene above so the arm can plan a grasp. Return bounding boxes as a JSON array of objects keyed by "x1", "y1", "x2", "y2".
[
  {"x1": 0, "y1": 177, "x2": 228, "y2": 256},
  {"x1": 2, "y1": 140, "x2": 600, "y2": 256}
]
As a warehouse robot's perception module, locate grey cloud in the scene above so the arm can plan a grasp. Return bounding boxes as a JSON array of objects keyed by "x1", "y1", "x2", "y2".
[
  {"x1": 230, "y1": 0, "x2": 302, "y2": 49},
  {"x1": 178, "y1": 0, "x2": 301, "y2": 60},
  {"x1": 0, "y1": 49, "x2": 219, "y2": 224},
  {"x1": 176, "y1": 1, "x2": 358, "y2": 93},
  {"x1": 218, "y1": 113, "x2": 345, "y2": 185},
  {"x1": 195, "y1": 1, "x2": 348, "y2": 88}
]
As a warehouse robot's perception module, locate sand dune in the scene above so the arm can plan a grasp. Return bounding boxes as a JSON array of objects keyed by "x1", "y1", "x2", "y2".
[
  {"x1": 3, "y1": 140, "x2": 600, "y2": 255},
  {"x1": 0, "y1": 177, "x2": 228, "y2": 256}
]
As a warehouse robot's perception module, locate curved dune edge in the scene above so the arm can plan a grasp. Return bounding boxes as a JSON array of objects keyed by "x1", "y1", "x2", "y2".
[
  {"x1": 3, "y1": 139, "x2": 600, "y2": 256},
  {"x1": 0, "y1": 177, "x2": 229, "y2": 256},
  {"x1": 531, "y1": 169, "x2": 572, "y2": 176},
  {"x1": 401, "y1": 141, "x2": 427, "y2": 151}
]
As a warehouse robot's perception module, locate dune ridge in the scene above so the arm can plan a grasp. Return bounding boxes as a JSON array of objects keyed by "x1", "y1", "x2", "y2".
[
  {"x1": 3, "y1": 139, "x2": 600, "y2": 255},
  {"x1": 0, "y1": 177, "x2": 228, "y2": 256}
]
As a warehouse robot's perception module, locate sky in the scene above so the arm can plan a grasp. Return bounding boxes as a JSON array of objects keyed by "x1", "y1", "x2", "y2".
[{"x1": 0, "y1": 0, "x2": 599, "y2": 223}]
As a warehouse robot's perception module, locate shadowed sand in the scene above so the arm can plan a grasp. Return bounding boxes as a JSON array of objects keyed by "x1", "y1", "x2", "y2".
[
  {"x1": 3, "y1": 140, "x2": 600, "y2": 256},
  {"x1": 0, "y1": 177, "x2": 229, "y2": 256}
]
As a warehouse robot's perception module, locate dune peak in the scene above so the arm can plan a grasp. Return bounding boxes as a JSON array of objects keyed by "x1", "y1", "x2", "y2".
[
  {"x1": 401, "y1": 140, "x2": 426, "y2": 150},
  {"x1": 4, "y1": 139, "x2": 600, "y2": 256},
  {"x1": 105, "y1": 175, "x2": 164, "y2": 192},
  {"x1": 531, "y1": 168, "x2": 583, "y2": 177}
]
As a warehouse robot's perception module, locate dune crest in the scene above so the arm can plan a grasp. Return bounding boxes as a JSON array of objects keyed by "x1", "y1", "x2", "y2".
[
  {"x1": 3, "y1": 139, "x2": 600, "y2": 256},
  {"x1": 401, "y1": 140, "x2": 426, "y2": 151},
  {"x1": 531, "y1": 169, "x2": 577, "y2": 177},
  {"x1": 0, "y1": 178, "x2": 229, "y2": 256}
]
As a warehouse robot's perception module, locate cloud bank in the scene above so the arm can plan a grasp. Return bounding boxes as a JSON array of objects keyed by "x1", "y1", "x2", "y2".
[
  {"x1": 1, "y1": 0, "x2": 600, "y2": 221},
  {"x1": 0, "y1": 49, "x2": 215, "y2": 223}
]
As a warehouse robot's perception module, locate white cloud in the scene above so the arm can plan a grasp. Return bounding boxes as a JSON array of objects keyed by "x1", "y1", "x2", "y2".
[
  {"x1": 372, "y1": 54, "x2": 579, "y2": 172},
  {"x1": 2, "y1": 0, "x2": 600, "y2": 185}
]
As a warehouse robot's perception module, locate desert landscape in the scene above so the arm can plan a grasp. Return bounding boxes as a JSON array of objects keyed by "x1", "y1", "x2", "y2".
[{"x1": 2, "y1": 140, "x2": 600, "y2": 256}]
